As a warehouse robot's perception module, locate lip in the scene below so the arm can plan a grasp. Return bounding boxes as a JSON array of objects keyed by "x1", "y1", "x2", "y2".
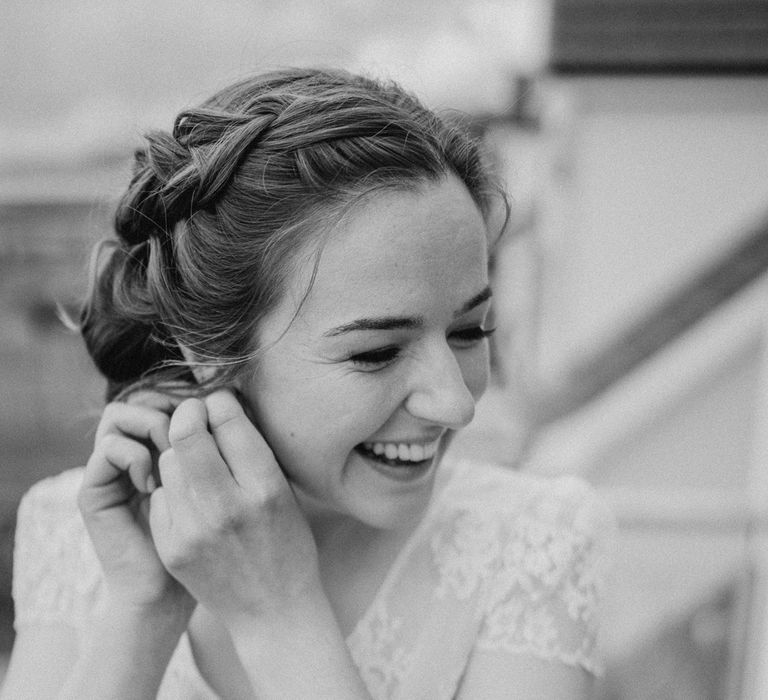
[
  {"x1": 354, "y1": 443, "x2": 437, "y2": 483},
  {"x1": 363, "y1": 432, "x2": 445, "y2": 448}
]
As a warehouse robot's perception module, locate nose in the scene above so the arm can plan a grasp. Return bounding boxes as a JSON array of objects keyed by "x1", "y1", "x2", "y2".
[{"x1": 404, "y1": 344, "x2": 478, "y2": 430}]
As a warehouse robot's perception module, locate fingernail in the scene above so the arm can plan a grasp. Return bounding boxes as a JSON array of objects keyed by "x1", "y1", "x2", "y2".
[{"x1": 146, "y1": 474, "x2": 157, "y2": 493}]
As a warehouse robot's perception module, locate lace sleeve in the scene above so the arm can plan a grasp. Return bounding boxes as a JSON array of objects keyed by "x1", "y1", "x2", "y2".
[
  {"x1": 475, "y1": 476, "x2": 614, "y2": 675},
  {"x1": 12, "y1": 468, "x2": 103, "y2": 631}
]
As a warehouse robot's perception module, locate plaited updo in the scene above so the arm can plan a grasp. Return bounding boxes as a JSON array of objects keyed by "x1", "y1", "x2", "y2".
[{"x1": 81, "y1": 68, "x2": 501, "y2": 400}]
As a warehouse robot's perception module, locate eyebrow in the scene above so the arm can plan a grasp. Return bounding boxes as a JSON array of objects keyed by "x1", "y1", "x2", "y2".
[
  {"x1": 323, "y1": 285, "x2": 493, "y2": 337},
  {"x1": 458, "y1": 286, "x2": 493, "y2": 316}
]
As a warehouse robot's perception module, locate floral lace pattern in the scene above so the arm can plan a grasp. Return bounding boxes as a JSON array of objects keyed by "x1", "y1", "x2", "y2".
[
  {"x1": 12, "y1": 468, "x2": 103, "y2": 631},
  {"x1": 346, "y1": 601, "x2": 412, "y2": 699},
  {"x1": 431, "y1": 510, "x2": 501, "y2": 601},
  {"x1": 425, "y1": 474, "x2": 609, "y2": 677},
  {"x1": 12, "y1": 461, "x2": 613, "y2": 699}
]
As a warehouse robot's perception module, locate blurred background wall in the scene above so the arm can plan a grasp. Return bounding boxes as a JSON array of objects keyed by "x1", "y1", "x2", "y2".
[{"x1": 4, "y1": 1, "x2": 768, "y2": 697}]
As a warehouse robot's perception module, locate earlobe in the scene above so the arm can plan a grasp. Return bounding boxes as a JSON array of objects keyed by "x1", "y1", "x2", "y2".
[
  {"x1": 177, "y1": 343, "x2": 217, "y2": 385},
  {"x1": 177, "y1": 342, "x2": 249, "y2": 400}
]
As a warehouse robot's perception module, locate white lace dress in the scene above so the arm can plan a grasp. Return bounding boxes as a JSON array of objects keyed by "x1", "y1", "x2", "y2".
[{"x1": 12, "y1": 457, "x2": 613, "y2": 699}]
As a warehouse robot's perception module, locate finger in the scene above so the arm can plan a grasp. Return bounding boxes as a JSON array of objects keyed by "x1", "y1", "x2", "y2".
[
  {"x1": 96, "y1": 402, "x2": 171, "y2": 453},
  {"x1": 126, "y1": 389, "x2": 185, "y2": 415},
  {"x1": 154, "y1": 448, "x2": 210, "y2": 536},
  {"x1": 147, "y1": 486, "x2": 173, "y2": 553},
  {"x1": 155, "y1": 447, "x2": 184, "y2": 496},
  {"x1": 165, "y1": 398, "x2": 232, "y2": 495},
  {"x1": 82, "y1": 433, "x2": 155, "y2": 494},
  {"x1": 204, "y1": 390, "x2": 278, "y2": 489}
]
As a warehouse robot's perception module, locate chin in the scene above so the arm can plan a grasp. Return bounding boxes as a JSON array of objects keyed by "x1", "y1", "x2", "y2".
[
  {"x1": 357, "y1": 490, "x2": 433, "y2": 531},
  {"x1": 293, "y1": 481, "x2": 433, "y2": 533}
]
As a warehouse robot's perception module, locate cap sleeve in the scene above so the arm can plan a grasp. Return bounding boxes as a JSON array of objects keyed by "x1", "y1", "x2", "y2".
[
  {"x1": 475, "y1": 475, "x2": 614, "y2": 675},
  {"x1": 12, "y1": 468, "x2": 103, "y2": 631}
]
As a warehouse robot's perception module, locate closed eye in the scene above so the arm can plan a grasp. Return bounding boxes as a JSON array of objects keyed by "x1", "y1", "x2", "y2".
[
  {"x1": 349, "y1": 346, "x2": 401, "y2": 367},
  {"x1": 348, "y1": 327, "x2": 494, "y2": 368},
  {"x1": 449, "y1": 326, "x2": 496, "y2": 347}
]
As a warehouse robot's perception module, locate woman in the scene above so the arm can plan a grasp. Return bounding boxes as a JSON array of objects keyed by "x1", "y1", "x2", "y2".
[{"x1": 2, "y1": 68, "x2": 610, "y2": 699}]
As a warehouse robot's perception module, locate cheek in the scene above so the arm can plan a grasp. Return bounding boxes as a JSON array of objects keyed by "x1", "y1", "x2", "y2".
[{"x1": 248, "y1": 373, "x2": 387, "y2": 458}]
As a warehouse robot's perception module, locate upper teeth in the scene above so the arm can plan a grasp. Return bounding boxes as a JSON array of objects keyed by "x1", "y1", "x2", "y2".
[{"x1": 363, "y1": 441, "x2": 439, "y2": 462}]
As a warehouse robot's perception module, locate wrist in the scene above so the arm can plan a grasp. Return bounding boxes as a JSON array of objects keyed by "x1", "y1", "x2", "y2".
[
  {"x1": 99, "y1": 588, "x2": 195, "y2": 641},
  {"x1": 104, "y1": 581, "x2": 195, "y2": 619},
  {"x1": 225, "y1": 584, "x2": 330, "y2": 645},
  {"x1": 226, "y1": 592, "x2": 372, "y2": 700}
]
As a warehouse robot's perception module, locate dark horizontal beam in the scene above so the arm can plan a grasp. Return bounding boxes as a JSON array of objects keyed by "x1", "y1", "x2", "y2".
[
  {"x1": 552, "y1": 0, "x2": 768, "y2": 75},
  {"x1": 551, "y1": 62, "x2": 768, "y2": 75},
  {"x1": 536, "y1": 212, "x2": 768, "y2": 421}
]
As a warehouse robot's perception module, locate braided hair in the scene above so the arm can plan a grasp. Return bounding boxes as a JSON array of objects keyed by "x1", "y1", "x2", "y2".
[{"x1": 81, "y1": 68, "x2": 502, "y2": 400}]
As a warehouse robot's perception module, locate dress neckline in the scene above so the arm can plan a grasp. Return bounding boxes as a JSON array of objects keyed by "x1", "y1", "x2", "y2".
[
  {"x1": 179, "y1": 458, "x2": 461, "y2": 694},
  {"x1": 343, "y1": 477, "x2": 443, "y2": 644}
]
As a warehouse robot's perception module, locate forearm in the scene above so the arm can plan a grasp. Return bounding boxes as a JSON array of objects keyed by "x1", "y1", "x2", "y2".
[
  {"x1": 59, "y1": 597, "x2": 193, "y2": 700},
  {"x1": 229, "y1": 595, "x2": 373, "y2": 700}
]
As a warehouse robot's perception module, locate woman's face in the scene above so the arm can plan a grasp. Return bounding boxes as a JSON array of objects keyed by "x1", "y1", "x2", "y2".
[{"x1": 241, "y1": 175, "x2": 492, "y2": 530}]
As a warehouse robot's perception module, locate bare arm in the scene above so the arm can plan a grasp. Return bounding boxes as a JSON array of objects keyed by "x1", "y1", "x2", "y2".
[
  {"x1": 1, "y1": 600, "x2": 190, "y2": 700},
  {"x1": 1, "y1": 626, "x2": 79, "y2": 699},
  {"x1": 228, "y1": 594, "x2": 372, "y2": 699},
  {"x1": 455, "y1": 649, "x2": 594, "y2": 700},
  {"x1": 2, "y1": 392, "x2": 194, "y2": 699},
  {"x1": 61, "y1": 600, "x2": 191, "y2": 700}
]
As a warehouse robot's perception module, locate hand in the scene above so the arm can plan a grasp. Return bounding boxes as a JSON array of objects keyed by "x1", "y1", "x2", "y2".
[
  {"x1": 148, "y1": 390, "x2": 321, "y2": 632},
  {"x1": 78, "y1": 390, "x2": 194, "y2": 614}
]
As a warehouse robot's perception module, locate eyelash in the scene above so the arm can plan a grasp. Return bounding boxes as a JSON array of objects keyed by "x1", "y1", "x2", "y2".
[
  {"x1": 349, "y1": 327, "x2": 496, "y2": 367},
  {"x1": 451, "y1": 326, "x2": 496, "y2": 345}
]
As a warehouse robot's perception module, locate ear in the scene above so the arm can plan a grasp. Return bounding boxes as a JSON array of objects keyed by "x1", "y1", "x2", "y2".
[{"x1": 177, "y1": 343, "x2": 217, "y2": 385}]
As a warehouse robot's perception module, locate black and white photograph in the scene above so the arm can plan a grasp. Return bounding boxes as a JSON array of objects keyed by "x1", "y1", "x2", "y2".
[{"x1": 2, "y1": 1, "x2": 768, "y2": 698}]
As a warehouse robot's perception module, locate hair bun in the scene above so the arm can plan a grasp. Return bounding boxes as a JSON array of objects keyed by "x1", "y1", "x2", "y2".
[{"x1": 80, "y1": 244, "x2": 183, "y2": 399}]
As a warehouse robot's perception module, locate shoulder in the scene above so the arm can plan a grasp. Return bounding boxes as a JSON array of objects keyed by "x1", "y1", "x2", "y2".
[
  {"x1": 429, "y1": 459, "x2": 613, "y2": 592},
  {"x1": 15, "y1": 468, "x2": 87, "y2": 555},
  {"x1": 434, "y1": 457, "x2": 616, "y2": 581},
  {"x1": 430, "y1": 458, "x2": 614, "y2": 674},
  {"x1": 17, "y1": 467, "x2": 85, "y2": 514},
  {"x1": 13, "y1": 468, "x2": 102, "y2": 630},
  {"x1": 435, "y1": 457, "x2": 611, "y2": 535}
]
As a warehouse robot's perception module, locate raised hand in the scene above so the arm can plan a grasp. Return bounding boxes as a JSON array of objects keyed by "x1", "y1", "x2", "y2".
[
  {"x1": 149, "y1": 390, "x2": 321, "y2": 632},
  {"x1": 78, "y1": 391, "x2": 193, "y2": 612}
]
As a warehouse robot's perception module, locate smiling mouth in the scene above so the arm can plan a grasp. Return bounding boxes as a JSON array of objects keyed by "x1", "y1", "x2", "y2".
[{"x1": 355, "y1": 440, "x2": 439, "y2": 469}]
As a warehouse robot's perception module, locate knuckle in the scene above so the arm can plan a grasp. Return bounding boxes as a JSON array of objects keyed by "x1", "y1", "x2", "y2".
[
  {"x1": 97, "y1": 431, "x2": 120, "y2": 453},
  {"x1": 101, "y1": 401, "x2": 121, "y2": 419},
  {"x1": 162, "y1": 543, "x2": 197, "y2": 571},
  {"x1": 209, "y1": 503, "x2": 245, "y2": 534},
  {"x1": 95, "y1": 402, "x2": 121, "y2": 437},
  {"x1": 255, "y1": 477, "x2": 288, "y2": 508},
  {"x1": 105, "y1": 433, "x2": 150, "y2": 467},
  {"x1": 98, "y1": 431, "x2": 120, "y2": 451}
]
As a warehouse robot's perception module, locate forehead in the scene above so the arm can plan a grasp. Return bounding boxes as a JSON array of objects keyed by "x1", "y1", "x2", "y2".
[{"x1": 276, "y1": 176, "x2": 490, "y2": 331}]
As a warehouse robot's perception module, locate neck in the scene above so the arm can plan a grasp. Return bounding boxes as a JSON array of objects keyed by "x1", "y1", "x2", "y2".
[
  {"x1": 292, "y1": 485, "x2": 424, "y2": 562},
  {"x1": 292, "y1": 486, "x2": 374, "y2": 550}
]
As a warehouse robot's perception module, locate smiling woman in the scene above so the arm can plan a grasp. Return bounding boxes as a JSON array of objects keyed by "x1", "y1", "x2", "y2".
[
  {"x1": 0, "y1": 68, "x2": 612, "y2": 700},
  {"x1": 245, "y1": 177, "x2": 491, "y2": 531}
]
